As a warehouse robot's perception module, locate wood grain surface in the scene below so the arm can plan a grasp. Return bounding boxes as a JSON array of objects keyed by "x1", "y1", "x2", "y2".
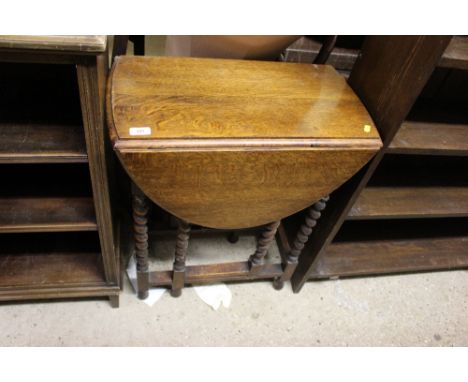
[
  {"x1": 110, "y1": 56, "x2": 379, "y2": 140},
  {"x1": 0, "y1": 197, "x2": 97, "y2": 233},
  {"x1": 0, "y1": 232, "x2": 105, "y2": 288},
  {"x1": 388, "y1": 120, "x2": 468, "y2": 156},
  {"x1": 120, "y1": 148, "x2": 377, "y2": 228},
  {"x1": 0, "y1": 35, "x2": 106, "y2": 52},
  {"x1": 439, "y1": 36, "x2": 468, "y2": 70},
  {"x1": 0, "y1": 122, "x2": 87, "y2": 163},
  {"x1": 349, "y1": 186, "x2": 468, "y2": 219},
  {"x1": 317, "y1": 235, "x2": 468, "y2": 278},
  {"x1": 109, "y1": 55, "x2": 381, "y2": 229}
]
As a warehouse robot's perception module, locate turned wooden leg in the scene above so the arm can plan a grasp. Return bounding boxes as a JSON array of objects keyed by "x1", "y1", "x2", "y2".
[
  {"x1": 274, "y1": 196, "x2": 329, "y2": 290},
  {"x1": 132, "y1": 183, "x2": 150, "y2": 300},
  {"x1": 171, "y1": 219, "x2": 191, "y2": 297},
  {"x1": 227, "y1": 231, "x2": 240, "y2": 243},
  {"x1": 249, "y1": 221, "x2": 281, "y2": 272}
]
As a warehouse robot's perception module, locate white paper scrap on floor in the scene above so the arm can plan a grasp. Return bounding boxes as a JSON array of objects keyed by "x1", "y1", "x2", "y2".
[{"x1": 194, "y1": 284, "x2": 232, "y2": 310}]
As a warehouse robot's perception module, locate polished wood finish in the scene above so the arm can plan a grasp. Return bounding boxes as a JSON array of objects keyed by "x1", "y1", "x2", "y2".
[
  {"x1": 0, "y1": 36, "x2": 119, "y2": 306},
  {"x1": 0, "y1": 35, "x2": 106, "y2": 53},
  {"x1": 109, "y1": 54, "x2": 382, "y2": 294},
  {"x1": 109, "y1": 56, "x2": 381, "y2": 229},
  {"x1": 291, "y1": 36, "x2": 452, "y2": 291},
  {"x1": 118, "y1": 149, "x2": 376, "y2": 229},
  {"x1": 110, "y1": 56, "x2": 378, "y2": 140},
  {"x1": 439, "y1": 36, "x2": 468, "y2": 70}
]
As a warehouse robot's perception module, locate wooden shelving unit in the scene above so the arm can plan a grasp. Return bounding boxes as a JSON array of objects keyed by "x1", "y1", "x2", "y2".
[
  {"x1": 0, "y1": 197, "x2": 97, "y2": 233},
  {"x1": 317, "y1": 219, "x2": 468, "y2": 278},
  {"x1": 0, "y1": 232, "x2": 105, "y2": 288},
  {"x1": 0, "y1": 36, "x2": 119, "y2": 306},
  {"x1": 0, "y1": 62, "x2": 87, "y2": 163},
  {"x1": 287, "y1": 36, "x2": 468, "y2": 291}
]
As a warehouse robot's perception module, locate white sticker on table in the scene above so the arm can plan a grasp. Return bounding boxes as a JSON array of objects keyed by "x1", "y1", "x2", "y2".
[{"x1": 129, "y1": 127, "x2": 152, "y2": 136}]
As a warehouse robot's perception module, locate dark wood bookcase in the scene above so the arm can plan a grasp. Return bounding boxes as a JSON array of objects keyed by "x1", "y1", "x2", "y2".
[
  {"x1": 288, "y1": 36, "x2": 468, "y2": 291},
  {"x1": 0, "y1": 36, "x2": 119, "y2": 306}
]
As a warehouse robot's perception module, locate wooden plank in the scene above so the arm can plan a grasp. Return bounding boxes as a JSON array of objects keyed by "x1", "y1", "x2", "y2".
[
  {"x1": 0, "y1": 232, "x2": 105, "y2": 288},
  {"x1": 149, "y1": 262, "x2": 283, "y2": 287},
  {"x1": 0, "y1": 285, "x2": 119, "y2": 302},
  {"x1": 0, "y1": 122, "x2": 87, "y2": 163},
  {"x1": 314, "y1": 235, "x2": 468, "y2": 278},
  {"x1": 283, "y1": 37, "x2": 360, "y2": 70},
  {"x1": 439, "y1": 36, "x2": 468, "y2": 70},
  {"x1": 349, "y1": 187, "x2": 468, "y2": 220},
  {"x1": 110, "y1": 56, "x2": 379, "y2": 140},
  {"x1": 109, "y1": 55, "x2": 381, "y2": 229},
  {"x1": 77, "y1": 54, "x2": 119, "y2": 286},
  {"x1": 0, "y1": 197, "x2": 97, "y2": 233},
  {"x1": 0, "y1": 35, "x2": 106, "y2": 53},
  {"x1": 0, "y1": 253, "x2": 105, "y2": 288},
  {"x1": 388, "y1": 121, "x2": 468, "y2": 156},
  {"x1": 118, "y1": 148, "x2": 377, "y2": 229}
]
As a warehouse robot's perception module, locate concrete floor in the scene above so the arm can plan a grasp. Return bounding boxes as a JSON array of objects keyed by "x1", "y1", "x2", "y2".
[{"x1": 0, "y1": 234, "x2": 467, "y2": 346}]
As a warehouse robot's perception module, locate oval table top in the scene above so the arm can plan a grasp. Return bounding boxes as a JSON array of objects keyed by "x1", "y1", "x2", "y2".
[{"x1": 108, "y1": 56, "x2": 382, "y2": 228}]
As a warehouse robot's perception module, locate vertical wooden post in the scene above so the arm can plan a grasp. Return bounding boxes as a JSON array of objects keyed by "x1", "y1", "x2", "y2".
[
  {"x1": 274, "y1": 197, "x2": 329, "y2": 290},
  {"x1": 171, "y1": 219, "x2": 191, "y2": 297},
  {"x1": 249, "y1": 221, "x2": 281, "y2": 272},
  {"x1": 77, "y1": 53, "x2": 120, "y2": 305},
  {"x1": 132, "y1": 183, "x2": 150, "y2": 299}
]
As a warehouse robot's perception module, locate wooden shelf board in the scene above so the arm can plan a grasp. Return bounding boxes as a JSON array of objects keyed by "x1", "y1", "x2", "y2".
[
  {"x1": 349, "y1": 187, "x2": 468, "y2": 220},
  {"x1": 0, "y1": 197, "x2": 97, "y2": 233},
  {"x1": 0, "y1": 285, "x2": 119, "y2": 302},
  {"x1": 0, "y1": 35, "x2": 106, "y2": 53},
  {"x1": 0, "y1": 252, "x2": 105, "y2": 289},
  {"x1": 314, "y1": 235, "x2": 468, "y2": 279},
  {"x1": 388, "y1": 120, "x2": 468, "y2": 156},
  {"x1": 283, "y1": 37, "x2": 359, "y2": 70},
  {"x1": 149, "y1": 262, "x2": 283, "y2": 287},
  {"x1": 439, "y1": 36, "x2": 468, "y2": 70},
  {"x1": 0, "y1": 122, "x2": 87, "y2": 163}
]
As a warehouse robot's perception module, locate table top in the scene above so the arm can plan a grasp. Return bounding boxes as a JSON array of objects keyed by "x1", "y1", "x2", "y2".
[
  {"x1": 0, "y1": 35, "x2": 107, "y2": 53},
  {"x1": 108, "y1": 56, "x2": 382, "y2": 228},
  {"x1": 109, "y1": 56, "x2": 380, "y2": 144}
]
